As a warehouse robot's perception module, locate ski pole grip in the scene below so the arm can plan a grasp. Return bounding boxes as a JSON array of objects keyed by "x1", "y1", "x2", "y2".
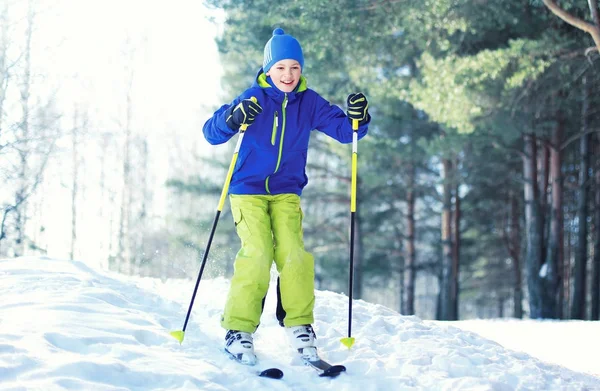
[{"x1": 239, "y1": 97, "x2": 258, "y2": 132}]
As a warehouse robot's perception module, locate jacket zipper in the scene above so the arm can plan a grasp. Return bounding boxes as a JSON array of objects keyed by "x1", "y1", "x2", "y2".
[
  {"x1": 271, "y1": 112, "x2": 278, "y2": 145},
  {"x1": 265, "y1": 94, "x2": 288, "y2": 193}
]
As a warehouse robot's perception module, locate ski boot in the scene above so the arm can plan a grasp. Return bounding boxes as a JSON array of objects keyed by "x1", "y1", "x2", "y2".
[{"x1": 224, "y1": 330, "x2": 257, "y2": 365}]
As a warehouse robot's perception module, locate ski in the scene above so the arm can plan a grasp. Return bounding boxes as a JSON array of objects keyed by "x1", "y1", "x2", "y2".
[
  {"x1": 223, "y1": 346, "x2": 346, "y2": 379},
  {"x1": 302, "y1": 358, "x2": 346, "y2": 377},
  {"x1": 224, "y1": 349, "x2": 284, "y2": 379},
  {"x1": 299, "y1": 347, "x2": 346, "y2": 378},
  {"x1": 258, "y1": 367, "x2": 285, "y2": 379}
]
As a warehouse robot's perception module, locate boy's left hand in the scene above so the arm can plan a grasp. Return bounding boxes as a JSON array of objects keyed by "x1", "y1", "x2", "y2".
[{"x1": 346, "y1": 93, "x2": 369, "y2": 124}]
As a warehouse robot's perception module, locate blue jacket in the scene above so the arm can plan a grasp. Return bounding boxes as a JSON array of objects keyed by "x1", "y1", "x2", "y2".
[{"x1": 202, "y1": 70, "x2": 370, "y2": 196}]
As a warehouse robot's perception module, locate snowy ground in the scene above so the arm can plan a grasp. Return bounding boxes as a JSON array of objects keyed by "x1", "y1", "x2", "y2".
[
  {"x1": 1, "y1": 257, "x2": 599, "y2": 391},
  {"x1": 448, "y1": 319, "x2": 600, "y2": 379}
]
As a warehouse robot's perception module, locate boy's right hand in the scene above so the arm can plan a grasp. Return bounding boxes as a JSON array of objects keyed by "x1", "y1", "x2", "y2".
[{"x1": 225, "y1": 98, "x2": 263, "y2": 131}]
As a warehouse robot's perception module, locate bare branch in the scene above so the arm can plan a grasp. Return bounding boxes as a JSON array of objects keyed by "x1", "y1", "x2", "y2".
[
  {"x1": 543, "y1": 0, "x2": 597, "y2": 32},
  {"x1": 560, "y1": 128, "x2": 600, "y2": 151},
  {"x1": 543, "y1": 0, "x2": 600, "y2": 52}
]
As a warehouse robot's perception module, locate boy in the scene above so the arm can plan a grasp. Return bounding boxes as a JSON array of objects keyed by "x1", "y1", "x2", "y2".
[{"x1": 202, "y1": 28, "x2": 370, "y2": 365}]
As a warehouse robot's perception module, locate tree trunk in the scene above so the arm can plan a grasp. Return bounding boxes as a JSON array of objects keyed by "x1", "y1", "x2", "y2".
[
  {"x1": 0, "y1": 4, "x2": 10, "y2": 255},
  {"x1": 564, "y1": 220, "x2": 572, "y2": 316},
  {"x1": 451, "y1": 159, "x2": 461, "y2": 320},
  {"x1": 509, "y1": 190, "x2": 523, "y2": 318},
  {"x1": 0, "y1": 1, "x2": 8, "y2": 140},
  {"x1": 117, "y1": 66, "x2": 134, "y2": 274},
  {"x1": 523, "y1": 133, "x2": 545, "y2": 318},
  {"x1": 538, "y1": 141, "x2": 550, "y2": 255},
  {"x1": 543, "y1": 116, "x2": 564, "y2": 319},
  {"x1": 70, "y1": 109, "x2": 79, "y2": 260},
  {"x1": 99, "y1": 133, "x2": 109, "y2": 268},
  {"x1": 404, "y1": 163, "x2": 416, "y2": 315},
  {"x1": 14, "y1": 2, "x2": 34, "y2": 256},
  {"x1": 134, "y1": 137, "x2": 149, "y2": 276},
  {"x1": 571, "y1": 75, "x2": 591, "y2": 319},
  {"x1": 497, "y1": 296, "x2": 505, "y2": 318},
  {"x1": 592, "y1": 134, "x2": 600, "y2": 320},
  {"x1": 439, "y1": 158, "x2": 454, "y2": 320}
]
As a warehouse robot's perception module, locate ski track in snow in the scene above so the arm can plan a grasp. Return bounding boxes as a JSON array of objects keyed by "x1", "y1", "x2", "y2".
[{"x1": 0, "y1": 257, "x2": 598, "y2": 391}]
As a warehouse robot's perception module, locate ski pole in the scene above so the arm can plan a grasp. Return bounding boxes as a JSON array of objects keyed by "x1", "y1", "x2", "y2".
[
  {"x1": 170, "y1": 97, "x2": 256, "y2": 344},
  {"x1": 341, "y1": 119, "x2": 359, "y2": 349}
]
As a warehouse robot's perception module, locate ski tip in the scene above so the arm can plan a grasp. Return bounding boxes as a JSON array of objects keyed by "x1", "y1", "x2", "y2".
[
  {"x1": 259, "y1": 368, "x2": 284, "y2": 379},
  {"x1": 340, "y1": 337, "x2": 355, "y2": 349},
  {"x1": 170, "y1": 330, "x2": 185, "y2": 344}
]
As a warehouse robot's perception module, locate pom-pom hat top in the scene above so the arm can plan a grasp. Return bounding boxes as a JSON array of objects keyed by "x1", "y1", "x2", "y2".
[{"x1": 263, "y1": 28, "x2": 304, "y2": 73}]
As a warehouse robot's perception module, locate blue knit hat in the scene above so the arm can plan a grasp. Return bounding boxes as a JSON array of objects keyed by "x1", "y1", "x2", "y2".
[{"x1": 263, "y1": 28, "x2": 304, "y2": 72}]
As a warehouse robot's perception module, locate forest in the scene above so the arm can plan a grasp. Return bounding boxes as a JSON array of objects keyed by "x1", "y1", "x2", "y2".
[{"x1": 1, "y1": 0, "x2": 599, "y2": 321}]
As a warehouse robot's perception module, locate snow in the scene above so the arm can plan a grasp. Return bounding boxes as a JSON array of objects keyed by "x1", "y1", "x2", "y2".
[
  {"x1": 1, "y1": 257, "x2": 599, "y2": 391},
  {"x1": 449, "y1": 319, "x2": 600, "y2": 379}
]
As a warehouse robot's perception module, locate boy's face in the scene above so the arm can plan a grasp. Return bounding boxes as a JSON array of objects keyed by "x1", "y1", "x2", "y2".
[{"x1": 266, "y1": 59, "x2": 302, "y2": 93}]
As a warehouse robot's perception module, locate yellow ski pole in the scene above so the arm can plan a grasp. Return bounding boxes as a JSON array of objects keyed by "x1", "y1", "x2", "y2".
[
  {"x1": 170, "y1": 98, "x2": 256, "y2": 344},
  {"x1": 341, "y1": 119, "x2": 359, "y2": 349}
]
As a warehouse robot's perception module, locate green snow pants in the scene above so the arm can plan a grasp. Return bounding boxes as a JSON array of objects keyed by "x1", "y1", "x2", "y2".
[{"x1": 221, "y1": 193, "x2": 315, "y2": 333}]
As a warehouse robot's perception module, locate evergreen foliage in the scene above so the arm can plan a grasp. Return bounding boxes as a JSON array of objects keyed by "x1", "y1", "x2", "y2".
[{"x1": 171, "y1": 0, "x2": 600, "y2": 320}]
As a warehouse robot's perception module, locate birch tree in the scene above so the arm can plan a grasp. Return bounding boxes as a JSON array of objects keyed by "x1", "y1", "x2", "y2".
[{"x1": 0, "y1": 0, "x2": 59, "y2": 256}]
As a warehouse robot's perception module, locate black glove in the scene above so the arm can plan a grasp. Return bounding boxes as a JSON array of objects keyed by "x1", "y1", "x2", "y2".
[
  {"x1": 225, "y1": 98, "x2": 263, "y2": 131},
  {"x1": 346, "y1": 93, "x2": 369, "y2": 125}
]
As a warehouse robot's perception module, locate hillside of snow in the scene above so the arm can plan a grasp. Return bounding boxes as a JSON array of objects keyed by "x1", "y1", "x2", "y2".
[{"x1": 1, "y1": 257, "x2": 599, "y2": 390}]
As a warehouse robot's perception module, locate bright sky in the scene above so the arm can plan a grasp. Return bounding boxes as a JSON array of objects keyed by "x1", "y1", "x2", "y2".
[
  {"x1": 1, "y1": 256, "x2": 599, "y2": 390},
  {"x1": 33, "y1": 0, "x2": 225, "y2": 129}
]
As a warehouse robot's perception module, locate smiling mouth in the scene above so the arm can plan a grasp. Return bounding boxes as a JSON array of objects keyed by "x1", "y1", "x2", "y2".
[{"x1": 281, "y1": 80, "x2": 294, "y2": 85}]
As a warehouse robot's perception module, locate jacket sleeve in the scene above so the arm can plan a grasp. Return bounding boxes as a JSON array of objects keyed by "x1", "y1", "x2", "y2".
[
  {"x1": 202, "y1": 96, "x2": 244, "y2": 145},
  {"x1": 311, "y1": 93, "x2": 369, "y2": 144}
]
